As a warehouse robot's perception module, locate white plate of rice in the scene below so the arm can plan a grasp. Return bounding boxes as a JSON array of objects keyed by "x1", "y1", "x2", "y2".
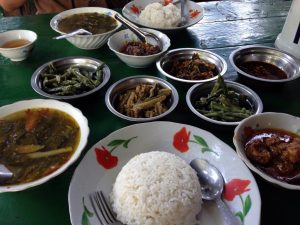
[
  {"x1": 68, "y1": 121, "x2": 261, "y2": 225},
  {"x1": 121, "y1": 0, "x2": 204, "y2": 32}
]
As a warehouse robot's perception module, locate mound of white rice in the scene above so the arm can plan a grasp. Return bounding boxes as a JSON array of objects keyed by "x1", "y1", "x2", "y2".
[
  {"x1": 110, "y1": 151, "x2": 202, "y2": 225},
  {"x1": 139, "y1": 3, "x2": 181, "y2": 28}
]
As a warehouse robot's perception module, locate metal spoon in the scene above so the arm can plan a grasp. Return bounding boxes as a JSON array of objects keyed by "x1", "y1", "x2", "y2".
[
  {"x1": 0, "y1": 164, "x2": 13, "y2": 184},
  {"x1": 114, "y1": 13, "x2": 162, "y2": 50},
  {"x1": 53, "y1": 28, "x2": 92, "y2": 40},
  {"x1": 178, "y1": 0, "x2": 188, "y2": 27},
  {"x1": 190, "y1": 158, "x2": 241, "y2": 225}
]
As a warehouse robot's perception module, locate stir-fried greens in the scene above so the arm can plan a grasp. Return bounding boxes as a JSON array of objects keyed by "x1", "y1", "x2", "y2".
[
  {"x1": 40, "y1": 63, "x2": 104, "y2": 96},
  {"x1": 0, "y1": 108, "x2": 80, "y2": 185},
  {"x1": 195, "y1": 75, "x2": 253, "y2": 122}
]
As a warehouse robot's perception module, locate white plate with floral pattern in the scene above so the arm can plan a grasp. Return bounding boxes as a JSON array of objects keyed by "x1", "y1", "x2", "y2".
[
  {"x1": 68, "y1": 121, "x2": 261, "y2": 225},
  {"x1": 122, "y1": 0, "x2": 204, "y2": 32}
]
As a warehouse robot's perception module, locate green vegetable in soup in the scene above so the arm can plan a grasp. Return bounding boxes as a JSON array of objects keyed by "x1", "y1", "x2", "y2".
[
  {"x1": 58, "y1": 12, "x2": 118, "y2": 34},
  {"x1": 0, "y1": 108, "x2": 80, "y2": 185}
]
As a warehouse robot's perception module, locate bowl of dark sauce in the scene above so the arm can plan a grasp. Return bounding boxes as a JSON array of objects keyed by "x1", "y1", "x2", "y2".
[{"x1": 229, "y1": 45, "x2": 300, "y2": 84}]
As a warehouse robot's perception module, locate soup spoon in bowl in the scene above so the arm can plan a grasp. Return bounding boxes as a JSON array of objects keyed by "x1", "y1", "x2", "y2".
[
  {"x1": 53, "y1": 28, "x2": 92, "y2": 40},
  {"x1": 190, "y1": 158, "x2": 241, "y2": 225}
]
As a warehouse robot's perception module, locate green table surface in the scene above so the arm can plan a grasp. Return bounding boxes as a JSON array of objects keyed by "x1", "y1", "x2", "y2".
[{"x1": 1, "y1": 1, "x2": 299, "y2": 225}]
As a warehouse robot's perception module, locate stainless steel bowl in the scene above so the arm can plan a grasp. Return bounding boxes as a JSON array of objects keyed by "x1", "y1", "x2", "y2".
[
  {"x1": 31, "y1": 56, "x2": 111, "y2": 100},
  {"x1": 105, "y1": 75, "x2": 179, "y2": 122},
  {"x1": 156, "y1": 48, "x2": 227, "y2": 83},
  {"x1": 229, "y1": 45, "x2": 300, "y2": 83},
  {"x1": 186, "y1": 80, "x2": 263, "y2": 126}
]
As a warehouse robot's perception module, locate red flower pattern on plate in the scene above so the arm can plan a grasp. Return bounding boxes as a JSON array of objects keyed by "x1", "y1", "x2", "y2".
[
  {"x1": 173, "y1": 127, "x2": 217, "y2": 155},
  {"x1": 173, "y1": 127, "x2": 191, "y2": 152},
  {"x1": 224, "y1": 179, "x2": 251, "y2": 201},
  {"x1": 223, "y1": 179, "x2": 252, "y2": 225},
  {"x1": 189, "y1": 9, "x2": 201, "y2": 18},
  {"x1": 95, "y1": 146, "x2": 118, "y2": 169},
  {"x1": 95, "y1": 136, "x2": 137, "y2": 169},
  {"x1": 130, "y1": 4, "x2": 140, "y2": 14}
]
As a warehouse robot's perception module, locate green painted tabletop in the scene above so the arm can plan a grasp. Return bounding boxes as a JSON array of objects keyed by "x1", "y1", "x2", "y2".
[{"x1": 0, "y1": 1, "x2": 299, "y2": 225}]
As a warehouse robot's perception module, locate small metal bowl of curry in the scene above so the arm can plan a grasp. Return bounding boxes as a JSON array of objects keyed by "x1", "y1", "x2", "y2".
[
  {"x1": 105, "y1": 75, "x2": 179, "y2": 122},
  {"x1": 156, "y1": 48, "x2": 227, "y2": 84},
  {"x1": 229, "y1": 45, "x2": 300, "y2": 83}
]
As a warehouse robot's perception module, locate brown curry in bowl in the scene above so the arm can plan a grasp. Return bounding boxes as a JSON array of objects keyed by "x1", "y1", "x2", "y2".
[{"x1": 244, "y1": 127, "x2": 300, "y2": 184}]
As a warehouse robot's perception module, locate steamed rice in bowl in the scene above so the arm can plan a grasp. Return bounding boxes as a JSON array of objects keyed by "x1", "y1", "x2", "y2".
[
  {"x1": 110, "y1": 151, "x2": 202, "y2": 225},
  {"x1": 139, "y1": 3, "x2": 181, "y2": 28}
]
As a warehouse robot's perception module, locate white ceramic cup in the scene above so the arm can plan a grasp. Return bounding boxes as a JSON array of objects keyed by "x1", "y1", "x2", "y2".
[{"x1": 0, "y1": 30, "x2": 37, "y2": 61}]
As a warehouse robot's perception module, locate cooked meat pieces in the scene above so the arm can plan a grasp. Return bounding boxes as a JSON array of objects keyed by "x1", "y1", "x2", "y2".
[
  {"x1": 120, "y1": 41, "x2": 160, "y2": 56},
  {"x1": 245, "y1": 131, "x2": 300, "y2": 175},
  {"x1": 245, "y1": 140, "x2": 272, "y2": 165},
  {"x1": 167, "y1": 53, "x2": 218, "y2": 80}
]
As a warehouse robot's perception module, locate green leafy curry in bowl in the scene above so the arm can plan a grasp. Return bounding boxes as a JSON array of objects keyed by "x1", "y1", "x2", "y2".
[
  {"x1": 58, "y1": 12, "x2": 118, "y2": 35},
  {"x1": 0, "y1": 108, "x2": 80, "y2": 185}
]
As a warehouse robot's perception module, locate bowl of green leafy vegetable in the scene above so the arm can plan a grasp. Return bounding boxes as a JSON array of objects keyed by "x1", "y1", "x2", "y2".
[
  {"x1": 31, "y1": 56, "x2": 110, "y2": 100},
  {"x1": 186, "y1": 75, "x2": 263, "y2": 126}
]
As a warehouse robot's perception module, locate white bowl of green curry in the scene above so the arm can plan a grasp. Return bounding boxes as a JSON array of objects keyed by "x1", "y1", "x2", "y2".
[
  {"x1": 50, "y1": 7, "x2": 122, "y2": 50},
  {"x1": 0, "y1": 99, "x2": 89, "y2": 192}
]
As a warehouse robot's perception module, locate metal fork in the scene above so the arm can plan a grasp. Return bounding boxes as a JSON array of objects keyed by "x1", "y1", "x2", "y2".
[{"x1": 89, "y1": 190, "x2": 123, "y2": 225}]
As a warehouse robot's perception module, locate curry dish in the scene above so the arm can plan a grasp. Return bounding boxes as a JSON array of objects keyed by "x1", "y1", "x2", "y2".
[
  {"x1": 238, "y1": 61, "x2": 288, "y2": 80},
  {"x1": 117, "y1": 83, "x2": 171, "y2": 118},
  {"x1": 58, "y1": 12, "x2": 117, "y2": 34},
  {"x1": 244, "y1": 127, "x2": 300, "y2": 184},
  {"x1": 165, "y1": 53, "x2": 219, "y2": 80},
  {"x1": 0, "y1": 108, "x2": 80, "y2": 185},
  {"x1": 120, "y1": 41, "x2": 161, "y2": 56}
]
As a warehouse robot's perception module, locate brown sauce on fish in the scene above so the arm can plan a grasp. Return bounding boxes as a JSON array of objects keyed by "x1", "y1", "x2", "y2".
[{"x1": 244, "y1": 127, "x2": 300, "y2": 184}]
